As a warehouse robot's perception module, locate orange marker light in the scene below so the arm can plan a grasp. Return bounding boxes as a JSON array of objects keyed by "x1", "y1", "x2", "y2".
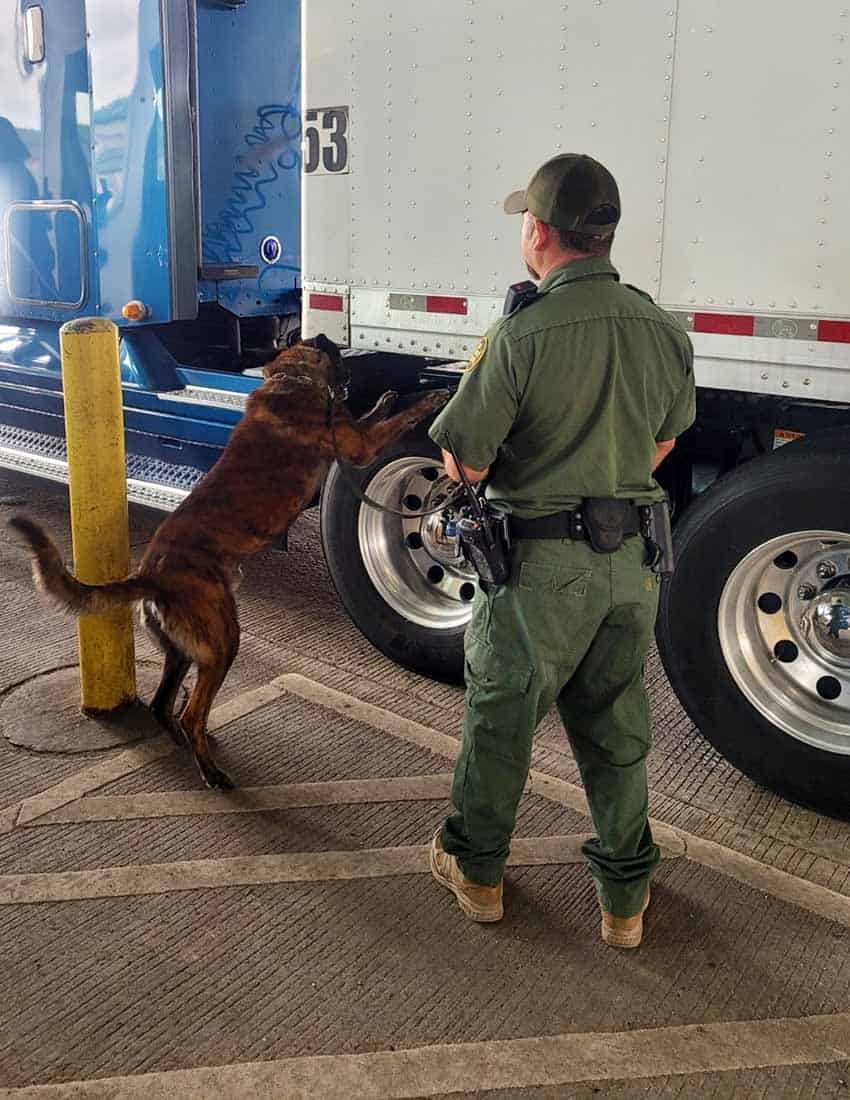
[{"x1": 121, "y1": 300, "x2": 149, "y2": 322}]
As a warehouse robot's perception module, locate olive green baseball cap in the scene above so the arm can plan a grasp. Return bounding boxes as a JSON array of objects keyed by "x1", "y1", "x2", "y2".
[{"x1": 503, "y1": 153, "x2": 620, "y2": 236}]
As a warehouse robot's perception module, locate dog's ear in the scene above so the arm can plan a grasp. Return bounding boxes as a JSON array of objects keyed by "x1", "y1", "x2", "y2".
[{"x1": 303, "y1": 333, "x2": 342, "y2": 367}]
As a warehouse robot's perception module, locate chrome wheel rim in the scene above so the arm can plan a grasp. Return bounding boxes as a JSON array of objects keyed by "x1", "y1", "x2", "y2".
[
  {"x1": 357, "y1": 456, "x2": 478, "y2": 630},
  {"x1": 717, "y1": 530, "x2": 850, "y2": 754}
]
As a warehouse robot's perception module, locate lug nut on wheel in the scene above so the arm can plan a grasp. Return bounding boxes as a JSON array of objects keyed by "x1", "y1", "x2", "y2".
[
  {"x1": 798, "y1": 583, "x2": 817, "y2": 600},
  {"x1": 817, "y1": 560, "x2": 838, "y2": 580}
]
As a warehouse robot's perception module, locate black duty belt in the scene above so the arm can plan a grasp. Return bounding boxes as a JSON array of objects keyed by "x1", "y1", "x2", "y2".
[{"x1": 510, "y1": 507, "x2": 642, "y2": 541}]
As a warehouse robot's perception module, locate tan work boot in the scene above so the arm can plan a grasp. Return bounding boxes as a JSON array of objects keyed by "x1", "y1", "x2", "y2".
[
  {"x1": 429, "y1": 829, "x2": 503, "y2": 922},
  {"x1": 600, "y1": 888, "x2": 651, "y2": 949}
]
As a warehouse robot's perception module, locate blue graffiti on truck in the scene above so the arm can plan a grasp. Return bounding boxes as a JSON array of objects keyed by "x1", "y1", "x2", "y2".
[{"x1": 203, "y1": 103, "x2": 301, "y2": 267}]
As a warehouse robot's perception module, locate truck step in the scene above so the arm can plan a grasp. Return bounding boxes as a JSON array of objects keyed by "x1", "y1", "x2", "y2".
[{"x1": 0, "y1": 425, "x2": 205, "y2": 513}]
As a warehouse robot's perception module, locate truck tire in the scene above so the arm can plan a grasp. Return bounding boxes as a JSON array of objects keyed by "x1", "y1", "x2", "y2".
[
  {"x1": 657, "y1": 438, "x2": 850, "y2": 817},
  {"x1": 320, "y1": 431, "x2": 471, "y2": 682}
]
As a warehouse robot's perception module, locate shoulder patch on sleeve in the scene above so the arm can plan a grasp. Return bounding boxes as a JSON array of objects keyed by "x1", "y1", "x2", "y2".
[{"x1": 465, "y1": 336, "x2": 488, "y2": 372}]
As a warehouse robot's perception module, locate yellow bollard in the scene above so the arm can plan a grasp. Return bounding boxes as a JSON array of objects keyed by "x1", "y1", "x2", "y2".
[{"x1": 60, "y1": 317, "x2": 136, "y2": 712}]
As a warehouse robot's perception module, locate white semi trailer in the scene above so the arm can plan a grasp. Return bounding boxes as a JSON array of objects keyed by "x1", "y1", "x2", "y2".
[{"x1": 306, "y1": 0, "x2": 850, "y2": 817}]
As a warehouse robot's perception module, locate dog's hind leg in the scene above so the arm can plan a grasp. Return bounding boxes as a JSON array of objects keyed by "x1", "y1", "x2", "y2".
[
  {"x1": 160, "y1": 583, "x2": 239, "y2": 789},
  {"x1": 180, "y1": 651, "x2": 237, "y2": 790},
  {"x1": 179, "y1": 596, "x2": 240, "y2": 790},
  {"x1": 150, "y1": 643, "x2": 192, "y2": 746},
  {"x1": 143, "y1": 602, "x2": 192, "y2": 744}
]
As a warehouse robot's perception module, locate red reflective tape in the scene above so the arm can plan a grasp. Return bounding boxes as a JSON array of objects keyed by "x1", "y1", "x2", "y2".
[
  {"x1": 309, "y1": 293, "x2": 344, "y2": 313},
  {"x1": 425, "y1": 295, "x2": 468, "y2": 316},
  {"x1": 817, "y1": 319, "x2": 850, "y2": 344},
  {"x1": 693, "y1": 312, "x2": 755, "y2": 336}
]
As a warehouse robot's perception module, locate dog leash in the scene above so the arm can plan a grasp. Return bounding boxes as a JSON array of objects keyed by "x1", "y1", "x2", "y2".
[{"x1": 327, "y1": 387, "x2": 462, "y2": 519}]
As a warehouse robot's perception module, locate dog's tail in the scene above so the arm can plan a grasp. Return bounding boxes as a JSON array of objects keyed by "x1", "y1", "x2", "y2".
[{"x1": 7, "y1": 514, "x2": 160, "y2": 616}]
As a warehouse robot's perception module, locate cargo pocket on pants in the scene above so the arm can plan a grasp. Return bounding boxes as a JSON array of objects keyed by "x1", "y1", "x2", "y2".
[
  {"x1": 464, "y1": 634, "x2": 535, "y2": 761},
  {"x1": 455, "y1": 635, "x2": 538, "y2": 851}
]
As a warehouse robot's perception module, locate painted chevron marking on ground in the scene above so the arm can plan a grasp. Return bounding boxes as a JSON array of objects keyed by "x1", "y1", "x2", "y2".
[
  {"x1": 684, "y1": 832, "x2": 850, "y2": 930},
  {"x1": 0, "y1": 805, "x2": 19, "y2": 836},
  {"x1": 24, "y1": 773, "x2": 455, "y2": 824},
  {"x1": 1, "y1": 1012, "x2": 848, "y2": 1098},
  {"x1": 10, "y1": 669, "x2": 850, "y2": 926},
  {"x1": 280, "y1": 674, "x2": 680, "y2": 852},
  {"x1": 14, "y1": 678, "x2": 290, "y2": 827},
  {"x1": 2, "y1": 833, "x2": 659, "y2": 906},
  {"x1": 279, "y1": 673, "x2": 850, "y2": 928}
]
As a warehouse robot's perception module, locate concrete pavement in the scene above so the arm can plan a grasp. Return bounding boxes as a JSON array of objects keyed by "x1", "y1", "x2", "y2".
[{"x1": 1, "y1": 468, "x2": 849, "y2": 1098}]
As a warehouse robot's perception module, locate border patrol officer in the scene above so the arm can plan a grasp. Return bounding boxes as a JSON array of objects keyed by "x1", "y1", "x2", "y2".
[{"x1": 427, "y1": 154, "x2": 696, "y2": 947}]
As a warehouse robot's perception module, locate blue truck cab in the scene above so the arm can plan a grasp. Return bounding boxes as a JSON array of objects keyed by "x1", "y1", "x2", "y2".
[{"x1": 0, "y1": 0, "x2": 305, "y2": 506}]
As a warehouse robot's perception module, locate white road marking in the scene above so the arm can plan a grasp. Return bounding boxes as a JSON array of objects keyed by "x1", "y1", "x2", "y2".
[
  {"x1": 1, "y1": 1013, "x2": 848, "y2": 1098},
  {"x1": 0, "y1": 833, "x2": 649, "y2": 906},
  {"x1": 25, "y1": 773, "x2": 455, "y2": 824}
]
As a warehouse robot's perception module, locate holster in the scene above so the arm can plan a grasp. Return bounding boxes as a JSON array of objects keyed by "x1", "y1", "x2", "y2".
[
  {"x1": 456, "y1": 502, "x2": 512, "y2": 588},
  {"x1": 641, "y1": 500, "x2": 675, "y2": 576}
]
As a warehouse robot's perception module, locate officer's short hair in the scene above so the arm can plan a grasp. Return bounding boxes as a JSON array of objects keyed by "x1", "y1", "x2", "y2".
[{"x1": 553, "y1": 226, "x2": 613, "y2": 257}]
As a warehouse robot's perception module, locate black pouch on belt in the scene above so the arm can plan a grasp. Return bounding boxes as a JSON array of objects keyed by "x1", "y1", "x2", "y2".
[{"x1": 581, "y1": 498, "x2": 632, "y2": 553}]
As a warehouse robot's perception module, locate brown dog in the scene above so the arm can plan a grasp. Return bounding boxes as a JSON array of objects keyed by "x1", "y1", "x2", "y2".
[{"x1": 9, "y1": 336, "x2": 449, "y2": 789}]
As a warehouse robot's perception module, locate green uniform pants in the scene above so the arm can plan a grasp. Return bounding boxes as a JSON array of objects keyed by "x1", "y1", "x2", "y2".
[{"x1": 441, "y1": 534, "x2": 662, "y2": 918}]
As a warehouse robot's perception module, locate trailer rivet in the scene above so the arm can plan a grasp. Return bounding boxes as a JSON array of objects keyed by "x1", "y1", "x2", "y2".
[{"x1": 760, "y1": 372, "x2": 769, "y2": 380}]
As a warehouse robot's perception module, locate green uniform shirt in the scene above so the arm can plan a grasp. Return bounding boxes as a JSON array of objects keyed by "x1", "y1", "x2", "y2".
[{"x1": 429, "y1": 258, "x2": 696, "y2": 518}]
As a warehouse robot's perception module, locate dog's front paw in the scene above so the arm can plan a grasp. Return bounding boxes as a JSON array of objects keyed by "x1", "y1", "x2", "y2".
[
  {"x1": 406, "y1": 389, "x2": 451, "y2": 428},
  {"x1": 374, "y1": 390, "x2": 398, "y2": 418},
  {"x1": 422, "y1": 388, "x2": 452, "y2": 413}
]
